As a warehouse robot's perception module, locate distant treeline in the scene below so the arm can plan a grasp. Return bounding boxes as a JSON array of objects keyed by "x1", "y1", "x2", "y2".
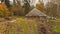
[{"x1": 0, "y1": 0, "x2": 60, "y2": 18}]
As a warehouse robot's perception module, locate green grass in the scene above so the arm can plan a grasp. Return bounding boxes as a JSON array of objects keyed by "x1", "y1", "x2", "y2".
[
  {"x1": 49, "y1": 20, "x2": 60, "y2": 32},
  {"x1": 31, "y1": 23, "x2": 38, "y2": 34},
  {"x1": 52, "y1": 26, "x2": 60, "y2": 32},
  {"x1": 50, "y1": 20, "x2": 60, "y2": 23},
  {"x1": 21, "y1": 22, "x2": 28, "y2": 34},
  {"x1": 4, "y1": 17, "x2": 60, "y2": 34},
  {"x1": 18, "y1": 21, "x2": 38, "y2": 34},
  {"x1": 9, "y1": 22, "x2": 29, "y2": 34},
  {"x1": 8, "y1": 17, "x2": 38, "y2": 34},
  {"x1": 9, "y1": 28, "x2": 16, "y2": 34},
  {"x1": 47, "y1": 24, "x2": 60, "y2": 32}
]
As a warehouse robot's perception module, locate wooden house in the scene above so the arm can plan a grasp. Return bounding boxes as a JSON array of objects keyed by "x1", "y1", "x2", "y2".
[{"x1": 25, "y1": 8, "x2": 47, "y2": 22}]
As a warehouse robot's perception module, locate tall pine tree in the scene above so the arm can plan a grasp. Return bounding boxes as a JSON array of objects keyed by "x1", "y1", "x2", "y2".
[
  {"x1": 1, "y1": 0, "x2": 4, "y2": 3},
  {"x1": 5, "y1": 0, "x2": 11, "y2": 9},
  {"x1": 24, "y1": 0, "x2": 30, "y2": 14}
]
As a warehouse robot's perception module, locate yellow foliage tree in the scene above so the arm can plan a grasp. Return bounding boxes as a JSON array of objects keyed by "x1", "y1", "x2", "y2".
[
  {"x1": 36, "y1": 0, "x2": 46, "y2": 14},
  {"x1": 0, "y1": 4, "x2": 10, "y2": 17}
]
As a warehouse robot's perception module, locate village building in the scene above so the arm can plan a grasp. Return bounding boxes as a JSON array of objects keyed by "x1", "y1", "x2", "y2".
[{"x1": 25, "y1": 8, "x2": 47, "y2": 22}]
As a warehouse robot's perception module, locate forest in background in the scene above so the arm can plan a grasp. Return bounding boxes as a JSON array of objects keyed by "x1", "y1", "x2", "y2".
[
  {"x1": 0, "y1": 0, "x2": 60, "y2": 34},
  {"x1": 0, "y1": 0, "x2": 60, "y2": 18}
]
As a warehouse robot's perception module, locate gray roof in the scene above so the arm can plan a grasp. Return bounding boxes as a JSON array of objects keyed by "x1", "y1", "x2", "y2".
[{"x1": 26, "y1": 8, "x2": 47, "y2": 16}]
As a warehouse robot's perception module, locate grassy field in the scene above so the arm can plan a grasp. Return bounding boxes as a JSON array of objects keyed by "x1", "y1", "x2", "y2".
[
  {"x1": 4, "y1": 17, "x2": 38, "y2": 34},
  {"x1": 50, "y1": 20, "x2": 60, "y2": 23},
  {"x1": 52, "y1": 26, "x2": 60, "y2": 32},
  {"x1": 0, "y1": 17, "x2": 60, "y2": 34},
  {"x1": 48, "y1": 20, "x2": 60, "y2": 32}
]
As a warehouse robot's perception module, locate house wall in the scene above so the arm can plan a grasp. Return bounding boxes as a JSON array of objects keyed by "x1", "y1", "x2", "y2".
[
  {"x1": 40, "y1": 16, "x2": 47, "y2": 23},
  {"x1": 26, "y1": 16, "x2": 40, "y2": 21},
  {"x1": 26, "y1": 16, "x2": 47, "y2": 23}
]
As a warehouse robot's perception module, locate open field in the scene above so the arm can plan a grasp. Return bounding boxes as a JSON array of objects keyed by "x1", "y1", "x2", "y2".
[
  {"x1": 49, "y1": 20, "x2": 60, "y2": 32},
  {"x1": 0, "y1": 17, "x2": 60, "y2": 34}
]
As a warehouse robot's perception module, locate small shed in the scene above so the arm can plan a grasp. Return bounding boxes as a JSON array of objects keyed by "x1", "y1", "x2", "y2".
[{"x1": 25, "y1": 8, "x2": 47, "y2": 22}]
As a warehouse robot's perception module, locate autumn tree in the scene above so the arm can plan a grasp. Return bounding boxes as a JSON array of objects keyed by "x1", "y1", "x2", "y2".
[
  {"x1": 11, "y1": 0, "x2": 25, "y2": 16},
  {"x1": 45, "y1": 2, "x2": 57, "y2": 17},
  {"x1": 52, "y1": 0, "x2": 60, "y2": 18},
  {"x1": 36, "y1": 0, "x2": 45, "y2": 13},
  {"x1": 44, "y1": 0, "x2": 60, "y2": 18},
  {"x1": 0, "y1": 4, "x2": 10, "y2": 17}
]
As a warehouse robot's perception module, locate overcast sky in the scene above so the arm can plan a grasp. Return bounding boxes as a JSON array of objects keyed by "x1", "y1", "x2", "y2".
[{"x1": 10, "y1": 0, "x2": 48, "y2": 6}]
